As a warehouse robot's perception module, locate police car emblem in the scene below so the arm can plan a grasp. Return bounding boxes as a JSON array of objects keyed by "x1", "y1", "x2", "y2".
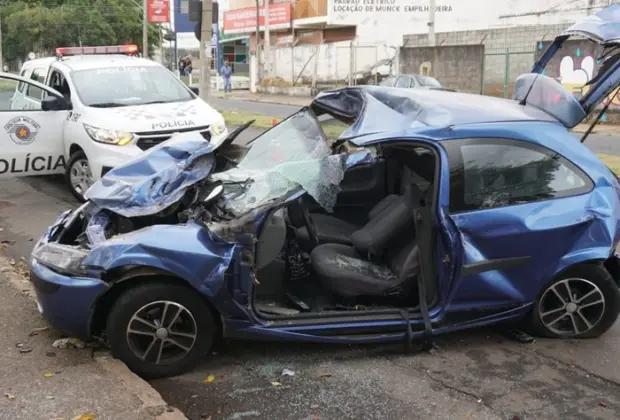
[{"x1": 5, "y1": 116, "x2": 40, "y2": 145}]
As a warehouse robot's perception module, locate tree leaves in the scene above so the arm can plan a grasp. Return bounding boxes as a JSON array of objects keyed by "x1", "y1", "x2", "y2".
[{"x1": 1, "y1": 0, "x2": 160, "y2": 63}]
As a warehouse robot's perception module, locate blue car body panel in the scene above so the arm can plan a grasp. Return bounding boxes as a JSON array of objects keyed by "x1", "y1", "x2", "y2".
[{"x1": 28, "y1": 5, "x2": 620, "y2": 345}]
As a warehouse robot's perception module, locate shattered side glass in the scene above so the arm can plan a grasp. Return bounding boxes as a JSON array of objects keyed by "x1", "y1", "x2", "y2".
[{"x1": 211, "y1": 109, "x2": 347, "y2": 216}]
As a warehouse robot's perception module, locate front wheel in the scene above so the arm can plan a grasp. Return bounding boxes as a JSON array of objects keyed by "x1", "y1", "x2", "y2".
[
  {"x1": 529, "y1": 264, "x2": 620, "y2": 339},
  {"x1": 65, "y1": 151, "x2": 93, "y2": 202},
  {"x1": 106, "y1": 282, "x2": 217, "y2": 379}
]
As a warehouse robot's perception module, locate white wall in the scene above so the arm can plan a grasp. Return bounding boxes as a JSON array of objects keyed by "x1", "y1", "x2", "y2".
[{"x1": 328, "y1": 0, "x2": 612, "y2": 47}]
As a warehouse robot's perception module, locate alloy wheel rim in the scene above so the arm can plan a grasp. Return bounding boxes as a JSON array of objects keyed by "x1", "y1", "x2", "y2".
[
  {"x1": 126, "y1": 300, "x2": 198, "y2": 366},
  {"x1": 69, "y1": 159, "x2": 93, "y2": 195},
  {"x1": 538, "y1": 278, "x2": 605, "y2": 336}
]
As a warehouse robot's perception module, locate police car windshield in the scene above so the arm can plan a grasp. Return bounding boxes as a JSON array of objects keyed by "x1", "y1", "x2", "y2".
[{"x1": 71, "y1": 65, "x2": 193, "y2": 107}]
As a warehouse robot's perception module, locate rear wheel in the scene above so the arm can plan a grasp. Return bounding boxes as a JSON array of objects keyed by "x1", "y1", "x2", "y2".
[
  {"x1": 106, "y1": 282, "x2": 216, "y2": 379},
  {"x1": 529, "y1": 264, "x2": 620, "y2": 339},
  {"x1": 65, "y1": 151, "x2": 93, "y2": 202}
]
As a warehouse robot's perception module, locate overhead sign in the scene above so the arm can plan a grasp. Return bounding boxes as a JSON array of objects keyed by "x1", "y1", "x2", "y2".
[
  {"x1": 223, "y1": 3, "x2": 291, "y2": 34},
  {"x1": 147, "y1": 0, "x2": 170, "y2": 23}
]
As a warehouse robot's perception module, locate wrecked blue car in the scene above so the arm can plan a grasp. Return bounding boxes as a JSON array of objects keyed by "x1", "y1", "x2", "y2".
[{"x1": 29, "y1": 6, "x2": 620, "y2": 379}]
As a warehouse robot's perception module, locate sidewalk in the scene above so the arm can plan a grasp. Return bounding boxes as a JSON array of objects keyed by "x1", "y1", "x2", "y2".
[{"x1": 0, "y1": 254, "x2": 187, "y2": 420}]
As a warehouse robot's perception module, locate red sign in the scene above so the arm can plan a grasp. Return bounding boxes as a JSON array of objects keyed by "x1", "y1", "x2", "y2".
[
  {"x1": 223, "y1": 3, "x2": 292, "y2": 33},
  {"x1": 147, "y1": 0, "x2": 170, "y2": 23}
]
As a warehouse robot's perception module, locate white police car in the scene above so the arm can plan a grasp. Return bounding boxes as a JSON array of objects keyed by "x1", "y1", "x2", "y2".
[{"x1": 0, "y1": 45, "x2": 228, "y2": 201}]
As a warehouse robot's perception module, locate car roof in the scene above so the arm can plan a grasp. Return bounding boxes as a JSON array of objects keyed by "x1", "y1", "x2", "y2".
[
  {"x1": 311, "y1": 86, "x2": 559, "y2": 144},
  {"x1": 22, "y1": 55, "x2": 160, "y2": 73}
]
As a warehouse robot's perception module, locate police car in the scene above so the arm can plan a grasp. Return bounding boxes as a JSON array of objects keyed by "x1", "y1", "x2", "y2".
[{"x1": 0, "y1": 44, "x2": 228, "y2": 201}]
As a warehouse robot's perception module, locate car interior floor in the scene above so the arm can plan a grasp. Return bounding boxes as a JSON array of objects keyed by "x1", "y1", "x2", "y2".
[{"x1": 253, "y1": 144, "x2": 436, "y2": 318}]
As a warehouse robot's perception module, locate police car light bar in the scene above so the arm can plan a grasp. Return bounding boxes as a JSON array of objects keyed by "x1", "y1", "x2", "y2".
[{"x1": 55, "y1": 45, "x2": 139, "y2": 57}]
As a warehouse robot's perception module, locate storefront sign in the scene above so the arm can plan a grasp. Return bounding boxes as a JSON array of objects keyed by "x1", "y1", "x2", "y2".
[
  {"x1": 223, "y1": 3, "x2": 292, "y2": 34},
  {"x1": 147, "y1": 0, "x2": 170, "y2": 23}
]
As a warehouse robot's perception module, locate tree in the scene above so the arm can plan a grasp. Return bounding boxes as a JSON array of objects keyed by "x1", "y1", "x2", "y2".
[{"x1": 1, "y1": 0, "x2": 160, "y2": 64}]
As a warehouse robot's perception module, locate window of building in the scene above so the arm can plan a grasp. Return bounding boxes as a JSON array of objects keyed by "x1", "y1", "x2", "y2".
[{"x1": 445, "y1": 138, "x2": 593, "y2": 212}]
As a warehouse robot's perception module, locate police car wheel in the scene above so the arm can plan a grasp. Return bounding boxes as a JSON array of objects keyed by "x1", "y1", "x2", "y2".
[{"x1": 66, "y1": 151, "x2": 93, "y2": 202}]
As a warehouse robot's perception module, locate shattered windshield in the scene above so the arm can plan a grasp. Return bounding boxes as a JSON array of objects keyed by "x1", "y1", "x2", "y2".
[{"x1": 211, "y1": 109, "x2": 346, "y2": 216}]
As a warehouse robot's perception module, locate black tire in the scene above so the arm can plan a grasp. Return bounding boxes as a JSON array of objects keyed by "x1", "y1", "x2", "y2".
[
  {"x1": 106, "y1": 282, "x2": 216, "y2": 379},
  {"x1": 529, "y1": 263, "x2": 620, "y2": 339},
  {"x1": 65, "y1": 150, "x2": 91, "y2": 202}
]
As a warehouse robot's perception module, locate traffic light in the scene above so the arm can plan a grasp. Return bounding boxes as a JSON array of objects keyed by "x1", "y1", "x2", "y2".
[{"x1": 192, "y1": 1, "x2": 219, "y2": 41}]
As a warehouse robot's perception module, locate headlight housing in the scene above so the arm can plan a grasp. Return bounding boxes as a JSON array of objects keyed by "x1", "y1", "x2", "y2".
[
  {"x1": 84, "y1": 123, "x2": 134, "y2": 146},
  {"x1": 31, "y1": 242, "x2": 89, "y2": 275},
  {"x1": 210, "y1": 121, "x2": 226, "y2": 137}
]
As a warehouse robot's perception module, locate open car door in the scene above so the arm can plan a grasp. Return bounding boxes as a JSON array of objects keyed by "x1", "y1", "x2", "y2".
[
  {"x1": 519, "y1": 4, "x2": 620, "y2": 130},
  {"x1": 0, "y1": 72, "x2": 69, "y2": 178}
]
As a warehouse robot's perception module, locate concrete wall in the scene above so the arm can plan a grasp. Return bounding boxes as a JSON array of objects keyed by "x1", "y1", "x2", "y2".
[
  {"x1": 399, "y1": 45, "x2": 484, "y2": 94},
  {"x1": 402, "y1": 23, "x2": 570, "y2": 96},
  {"x1": 266, "y1": 41, "x2": 389, "y2": 83}
]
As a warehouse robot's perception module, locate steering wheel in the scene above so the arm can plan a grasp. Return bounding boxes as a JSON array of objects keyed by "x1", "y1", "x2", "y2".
[{"x1": 298, "y1": 198, "x2": 320, "y2": 248}]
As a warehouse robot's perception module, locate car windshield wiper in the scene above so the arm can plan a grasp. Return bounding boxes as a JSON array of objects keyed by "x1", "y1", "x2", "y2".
[{"x1": 88, "y1": 102, "x2": 127, "y2": 108}]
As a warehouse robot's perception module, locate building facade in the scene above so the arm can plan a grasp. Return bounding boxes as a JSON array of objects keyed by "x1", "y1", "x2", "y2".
[{"x1": 222, "y1": 0, "x2": 614, "y2": 85}]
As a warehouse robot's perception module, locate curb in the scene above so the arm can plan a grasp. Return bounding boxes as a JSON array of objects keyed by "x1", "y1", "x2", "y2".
[{"x1": 0, "y1": 253, "x2": 188, "y2": 420}]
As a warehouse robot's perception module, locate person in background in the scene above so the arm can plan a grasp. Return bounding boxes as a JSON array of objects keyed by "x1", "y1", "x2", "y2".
[{"x1": 221, "y1": 61, "x2": 232, "y2": 93}]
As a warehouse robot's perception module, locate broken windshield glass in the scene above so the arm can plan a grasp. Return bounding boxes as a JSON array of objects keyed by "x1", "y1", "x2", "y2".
[{"x1": 211, "y1": 109, "x2": 347, "y2": 216}]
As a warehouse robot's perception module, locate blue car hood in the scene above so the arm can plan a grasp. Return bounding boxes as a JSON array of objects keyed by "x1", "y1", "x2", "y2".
[{"x1": 84, "y1": 133, "x2": 216, "y2": 218}]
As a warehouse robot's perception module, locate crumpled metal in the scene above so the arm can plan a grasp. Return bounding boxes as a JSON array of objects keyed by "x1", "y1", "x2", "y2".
[{"x1": 84, "y1": 133, "x2": 216, "y2": 218}]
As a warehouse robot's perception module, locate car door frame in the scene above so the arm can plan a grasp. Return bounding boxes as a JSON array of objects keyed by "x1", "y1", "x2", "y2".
[
  {"x1": 441, "y1": 136, "x2": 598, "y2": 321},
  {"x1": 394, "y1": 75, "x2": 412, "y2": 89},
  {"x1": 0, "y1": 71, "x2": 71, "y2": 177}
]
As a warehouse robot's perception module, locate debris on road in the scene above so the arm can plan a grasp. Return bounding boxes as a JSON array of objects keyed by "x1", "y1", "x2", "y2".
[
  {"x1": 282, "y1": 368, "x2": 295, "y2": 377},
  {"x1": 52, "y1": 338, "x2": 86, "y2": 349},
  {"x1": 599, "y1": 401, "x2": 609, "y2": 408},
  {"x1": 29, "y1": 326, "x2": 49, "y2": 336},
  {"x1": 271, "y1": 381, "x2": 282, "y2": 387},
  {"x1": 45, "y1": 351, "x2": 56, "y2": 357},
  {"x1": 204, "y1": 375, "x2": 215, "y2": 383},
  {"x1": 44, "y1": 372, "x2": 54, "y2": 378},
  {"x1": 72, "y1": 413, "x2": 97, "y2": 420},
  {"x1": 4, "y1": 392, "x2": 15, "y2": 401}
]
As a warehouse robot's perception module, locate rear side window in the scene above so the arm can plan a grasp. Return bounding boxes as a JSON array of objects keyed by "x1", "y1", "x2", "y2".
[
  {"x1": 445, "y1": 138, "x2": 593, "y2": 212},
  {"x1": 26, "y1": 68, "x2": 46, "y2": 100},
  {"x1": 379, "y1": 76, "x2": 395, "y2": 87},
  {"x1": 395, "y1": 76, "x2": 411, "y2": 88},
  {"x1": 17, "y1": 69, "x2": 30, "y2": 92}
]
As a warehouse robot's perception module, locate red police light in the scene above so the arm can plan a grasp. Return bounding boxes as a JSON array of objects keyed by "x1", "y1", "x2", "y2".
[{"x1": 55, "y1": 45, "x2": 140, "y2": 57}]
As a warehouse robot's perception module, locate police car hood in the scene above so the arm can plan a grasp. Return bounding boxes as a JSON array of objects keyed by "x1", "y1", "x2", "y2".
[{"x1": 85, "y1": 98, "x2": 223, "y2": 133}]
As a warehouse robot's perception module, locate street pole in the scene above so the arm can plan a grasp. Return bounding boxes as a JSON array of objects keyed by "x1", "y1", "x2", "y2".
[
  {"x1": 143, "y1": 0, "x2": 149, "y2": 57},
  {"x1": 428, "y1": 0, "x2": 436, "y2": 46},
  {"x1": 264, "y1": 0, "x2": 270, "y2": 79},
  {"x1": 255, "y1": 0, "x2": 262, "y2": 82},
  {"x1": 0, "y1": 14, "x2": 4, "y2": 71},
  {"x1": 199, "y1": 0, "x2": 213, "y2": 100}
]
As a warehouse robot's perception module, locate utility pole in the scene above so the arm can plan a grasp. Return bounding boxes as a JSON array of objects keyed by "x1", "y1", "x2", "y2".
[
  {"x1": 428, "y1": 0, "x2": 436, "y2": 46},
  {"x1": 199, "y1": 0, "x2": 213, "y2": 100},
  {"x1": 0, "y1": 14, "x2": 4, "y2": 71},
  {"x1": 255, "y1": 0, "x2": 262, "y2": 82},
  {"x1": 264, "y1": 0, "x2": 270, "y2": 79},
  {"x1": 143, "y1": 0, "x2": 149, "y2": 57}
]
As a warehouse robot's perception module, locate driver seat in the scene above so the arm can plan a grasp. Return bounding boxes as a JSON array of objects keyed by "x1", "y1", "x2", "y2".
[{"x1": 310, "y1": 186, "x2": 420, "y2": 298}]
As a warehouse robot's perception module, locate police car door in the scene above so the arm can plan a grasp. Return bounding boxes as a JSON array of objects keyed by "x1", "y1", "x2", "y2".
[{"x1": 0, "y1": 72, "x2": 67, "y2": 178}]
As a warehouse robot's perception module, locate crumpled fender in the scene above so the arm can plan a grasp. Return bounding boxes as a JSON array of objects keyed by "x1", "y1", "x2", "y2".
[{"x1": 82, "y1": 221, "x2": 236, "y2": 298}]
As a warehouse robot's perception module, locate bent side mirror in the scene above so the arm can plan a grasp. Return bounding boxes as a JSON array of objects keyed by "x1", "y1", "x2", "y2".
[
  {"x1": 190, "y1": 86, "x2": 199, "y2": 95},
  {"x1": 42, "y1": 95, "x2": 71, "y2": 111},
  {"x1": 204, "y1": 184, "x2": 224, "y2": 205}
]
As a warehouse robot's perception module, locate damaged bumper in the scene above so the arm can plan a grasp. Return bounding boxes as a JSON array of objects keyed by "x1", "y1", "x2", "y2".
[{"x1": 30, "y1": 257, "x2": 109, "y2": 340}]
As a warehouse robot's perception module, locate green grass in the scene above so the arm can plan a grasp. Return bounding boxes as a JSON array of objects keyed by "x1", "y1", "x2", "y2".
[
  {"x1": 217, "y1": 108, "x2": 348, "y2": 138},
  {"x1": 598, "y1": 154, "x2": 620, "y2": 175},
  {"x1": 0, "y1": 80, "x2": 16, "y2": 90}
]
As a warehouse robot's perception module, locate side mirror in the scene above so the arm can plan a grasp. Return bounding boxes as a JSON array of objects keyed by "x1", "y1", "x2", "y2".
[
  {"x1": 189, "y1": 86, "x2": 199, "y2": 95},
  {"x1": 42, "y1": 95, "x2": 70, "y2": 111},
  {"x1": 203, "y1": 184, "x2": 224, "y2": 205}
]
